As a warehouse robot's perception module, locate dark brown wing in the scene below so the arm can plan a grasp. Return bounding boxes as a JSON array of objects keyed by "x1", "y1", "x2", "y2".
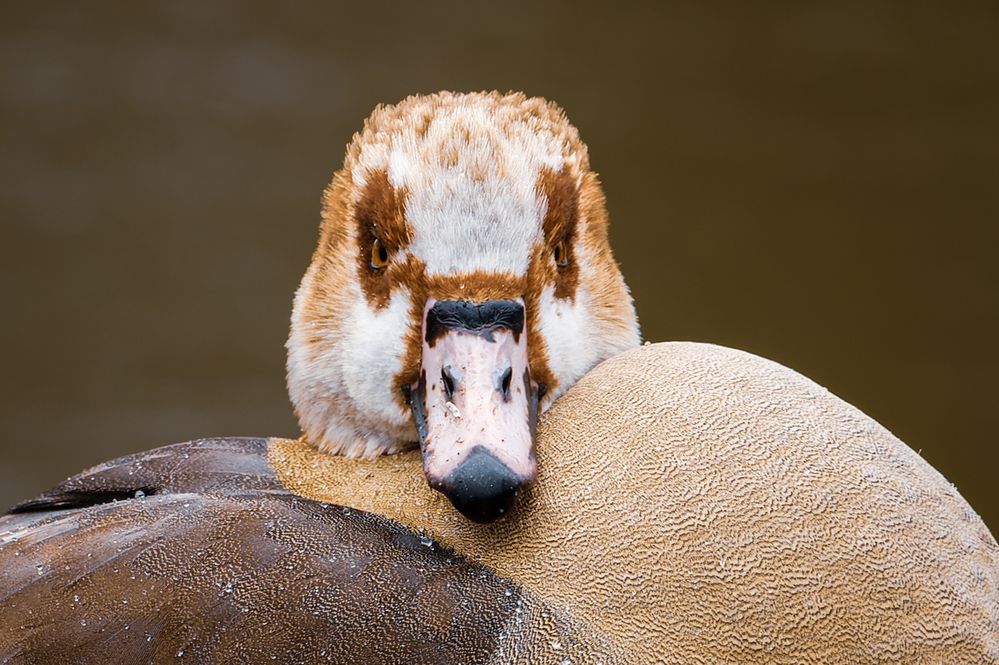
[{"x1": 0, "y1": 439, "x2": 597, "y2": 664}]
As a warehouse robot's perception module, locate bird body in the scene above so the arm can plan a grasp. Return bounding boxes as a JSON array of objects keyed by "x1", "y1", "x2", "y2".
[{"x1": 2, "y1": 343, "x2": 997, "y2": 662}]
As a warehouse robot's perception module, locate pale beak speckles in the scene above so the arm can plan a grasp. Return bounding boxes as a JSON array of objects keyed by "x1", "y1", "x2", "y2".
[{"x1": 410, "y1": 297, "x2": 538, "y2": 522}]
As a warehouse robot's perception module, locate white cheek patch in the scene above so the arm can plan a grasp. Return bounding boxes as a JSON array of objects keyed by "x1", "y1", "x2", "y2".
[
  {"x1": 339, "y1": 287, "x2": 414, "y2": 427},
  {"x1": 537, "y1": 282, "x2": 597, "y2": 403}
]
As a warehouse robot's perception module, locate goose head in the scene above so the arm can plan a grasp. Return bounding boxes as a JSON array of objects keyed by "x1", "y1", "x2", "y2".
[{"x1": 287, "y1": 91, "x2": 640, "y2": 522}]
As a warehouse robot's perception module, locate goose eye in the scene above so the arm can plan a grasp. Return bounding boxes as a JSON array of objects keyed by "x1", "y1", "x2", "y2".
[
  {"x1": 553, "y1": 239, "x2": 569, "y2": 268},
  {"x1": 370, "y1": 238, "x2": 390, "y2": 269}
]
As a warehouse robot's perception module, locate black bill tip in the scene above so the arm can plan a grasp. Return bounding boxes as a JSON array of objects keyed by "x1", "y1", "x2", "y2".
[{"x1": 437, "y1": 446, "x2": 522, "y2": 523}]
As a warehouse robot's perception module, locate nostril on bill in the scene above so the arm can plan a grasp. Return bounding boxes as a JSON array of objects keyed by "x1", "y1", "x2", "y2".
[
  {"x1": 499, "y1": 366, "x2": 513, "y2": 401},
  {"x1": 441, "y1": 366, "x2": 457, "y2": 402}
]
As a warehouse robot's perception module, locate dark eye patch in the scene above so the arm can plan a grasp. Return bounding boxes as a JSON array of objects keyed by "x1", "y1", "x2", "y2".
[{"x1": 537, "y1": 167, "x2": 580, "y2": 299}]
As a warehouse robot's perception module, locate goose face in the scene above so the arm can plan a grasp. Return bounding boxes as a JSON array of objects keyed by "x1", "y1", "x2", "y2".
[{"x1": 287, "y1": 92, "x2": 640, "y2": 522}]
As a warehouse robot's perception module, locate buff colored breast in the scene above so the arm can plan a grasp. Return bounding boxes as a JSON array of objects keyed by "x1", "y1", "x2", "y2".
[{"x1": 272, "y1": 341, "x2": 999, "y2": 663}]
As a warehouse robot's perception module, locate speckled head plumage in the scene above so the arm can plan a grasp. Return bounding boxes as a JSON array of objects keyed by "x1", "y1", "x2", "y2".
[{"x1": 287, "y1": 91, "x2": 640, "y2": 520}]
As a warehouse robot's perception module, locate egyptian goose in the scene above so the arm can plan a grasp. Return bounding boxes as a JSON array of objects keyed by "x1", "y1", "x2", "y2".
[{"x1": 1, "y1": 93, "x2": 996, "y2": 663}]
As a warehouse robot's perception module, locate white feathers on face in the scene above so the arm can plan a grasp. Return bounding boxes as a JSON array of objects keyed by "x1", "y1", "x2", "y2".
[
  {"x1": 352, "y1": 98, "x2": 578, "y2": 278},
  {"x1": 289, "y1": 92, "x2": 640, "y2": 458},
  {"x1": 535, "y1": 244, "x2": 642, "y2": 407},
  {"x1": 339, "y1": 286, "x2": 414, "y2": 431},
  {"x1": 287, "y1": 267, "x2": 418, "y2": 457},
  {"x1": 347, "y1": 95, "x2": 602, "y2": 408}
]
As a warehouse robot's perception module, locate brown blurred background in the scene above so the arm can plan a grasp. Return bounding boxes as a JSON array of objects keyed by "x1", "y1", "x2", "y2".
[{"x1": 1, "y1": 2, "x2": 996, "y2": 531}]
